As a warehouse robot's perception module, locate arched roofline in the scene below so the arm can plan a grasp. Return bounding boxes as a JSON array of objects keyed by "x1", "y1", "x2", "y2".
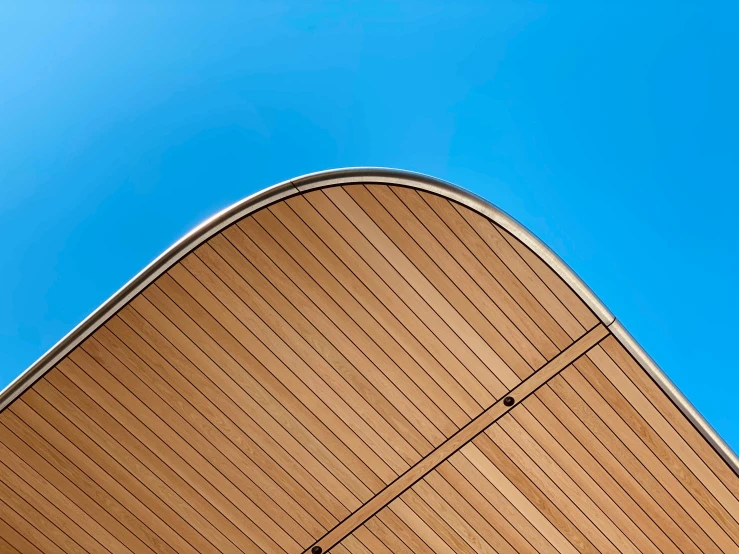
[{"x1": 3, "y1": 167, "x2": 736, "y2": 474}]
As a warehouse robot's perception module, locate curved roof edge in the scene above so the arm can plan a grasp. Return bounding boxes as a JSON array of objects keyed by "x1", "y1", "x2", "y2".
[{"x1": 2, "y1": 167, "x2": 736, "y2": 475}]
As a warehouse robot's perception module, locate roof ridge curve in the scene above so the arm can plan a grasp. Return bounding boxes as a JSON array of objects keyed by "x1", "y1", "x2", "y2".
[{"x1": 3, "y1": 166, "x2": 736, "y2": 476}]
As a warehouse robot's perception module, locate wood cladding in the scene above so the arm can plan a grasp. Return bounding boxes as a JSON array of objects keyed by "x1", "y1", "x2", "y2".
[{"x1": 0, "y1": 182, "x2": 735, "y2": 553}]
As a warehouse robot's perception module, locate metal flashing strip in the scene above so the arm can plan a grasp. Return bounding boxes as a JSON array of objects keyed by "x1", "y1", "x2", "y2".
[{"x1": 1, "y1": 167, "x2": 735, "y2": 478}]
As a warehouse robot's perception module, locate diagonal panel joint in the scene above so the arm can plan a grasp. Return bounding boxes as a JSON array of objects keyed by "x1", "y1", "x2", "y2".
[{"x1": 307, "y1": 323, "x2": 610, "y2": 553}]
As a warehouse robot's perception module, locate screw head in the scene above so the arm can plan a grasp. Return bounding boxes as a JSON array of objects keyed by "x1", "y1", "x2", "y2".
[
  {"x1": 312, "y1": 547, "x2": 323, "y2": 554},
  {"x1": 503, "y1": 396, "x2": 515, "y2": 407}
]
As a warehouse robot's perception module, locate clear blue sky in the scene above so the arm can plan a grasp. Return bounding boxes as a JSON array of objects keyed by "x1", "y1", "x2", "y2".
[{"x1": 1, "y1": 2, "x2": 737, "y2": 450}]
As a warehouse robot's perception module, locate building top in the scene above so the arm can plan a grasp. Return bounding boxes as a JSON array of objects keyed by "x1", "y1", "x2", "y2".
[{"x1": 1, "y1": 168, "x2": 737, "y2": 553}]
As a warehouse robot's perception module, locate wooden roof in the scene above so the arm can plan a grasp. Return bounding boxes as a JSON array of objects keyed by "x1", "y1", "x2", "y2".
[{"x1": 1, "y1": 168, "x2": 737, "y2": 553}]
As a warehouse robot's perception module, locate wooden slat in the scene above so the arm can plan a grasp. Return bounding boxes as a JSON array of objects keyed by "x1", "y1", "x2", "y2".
[
  {"x1": 0, "y1": 462, "x2": 107, "y2": 554},
  {"x1": 172, "y1": 253, "x2": 393, "y2": 491},
  {"x1": 364, "y1": 517, "x2": 415, "y2": 554},
  {"x1": 221, "y1": 221, "x2": 451, "y2": 442},
  {"x1": 448, "y1": 199, "x2": 592, "y2": 338},
  {"x1": 0, "y1": 410, "x2": 164, "y2": 554},
  {"x1": 0, "y1": 478, "x2": 90, "y2": 554},
  {"x1": 0, "y1": 497, "x2": 66, "y2": 554},
  {"x1": 355, "y1": 184, "x2": 539, "y2": 376},
  {"x1": 322, "y1": 187, "x2": 521, "y2": 395},
  {"x1": 418, "y1": 475, "x2": 515, "y2": 553},
  {"x1": 53, "y1": 357, "x2": 298, "y2": 553},
  {"x1": 458, "y1": 442, "x2": 577, "y2": 554},
  {"x1": 197, "y1": 237, "x2": 430, "y2": 465},
  {"x1": 85, "y1": 327, "x2": 342, "y2": 530},
  {"x1": 545, "y1": 371, "x2": 721, "y2": 553},
  {"x1": 600, "y1": 337, "x2": 739, "y2": 504},
  {"x1": 0, "y1": 521, "x2": 28, "y2": 554},
  {"x1": 103, "y1": 283, "x2": 349, "y2": 523},
  {"x1": 0, "y1": 441, "x2": 131, "y2": 554},
  {"x1": 521, "y1": 385, "x2": 697, "y2": 552},
  {"x1": 28, "y1": 379, "x2": 236, "y2": 554},
  {"x1": 496, "y1": 226, "x2": 598, "y2": 330},
  {"x1": 0, "y1": 416, "x2": 155, "y2": 554},
  {"x1": 572, "y1": 348, "x2": 739, "y2": 550},
  {"x1": 9, "y1": 397, "x2": 183, "y2": 554},
  {"x1": 248, "y1": 206, "x2": 478, "y2": 424},
  {"x1": 485, "y1": 421, "x2": 635, "y2": 553},
  {"x1": 415, "y1": 189, "x2": 573, "y2": 350},
  {"x1": 375, "y1": 507, "x2": 435, "y2": 554},
  {"x1": 281, "y1": 194, "x2": 499, "y2": 407},
  {"x1": 72, "y1": 337, "x2": 323, "y2": 543},
  {"x1": 472, "y1": 432, "x2": 605, "y2": 553},
  {"x1": 113, "y1": 300, "x2": 367, "y2": 512}
]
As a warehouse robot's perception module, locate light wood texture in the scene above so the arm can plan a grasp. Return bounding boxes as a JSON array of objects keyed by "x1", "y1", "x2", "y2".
[
  {"x1": 335, "y1": 347, "x2": 739, "y2": 554},
  {"x1": 308, "y1": 324, "x2": 607, "y2": 553},
  {"x1": 1, "y1": 182, "x2": 735, "y2": 554}
]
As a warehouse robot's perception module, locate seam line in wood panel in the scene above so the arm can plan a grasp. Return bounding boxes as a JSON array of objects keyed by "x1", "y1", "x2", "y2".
[
  {"x1": 280, "y1": 198, "x2": 486, "y2": 415},
  {"x1": 58, "y1": 352, "x2": 262, "y2": 553},
  {"x1": 550, "y1": 368, "x2": 718, "y2": 553},
  {"x1": 254, "y1": 207, "x2": 474, "y2": 428},
  {"x1": 235, "y1": 219, "x2": 453, "y2": 445},
  {"x1": 244, "y1": 212, "x2": 462, "y2": 439},
  {"x1": 488, "y1": 412, "x2": 636, "y2": 553},
  {"x1": 0, "y1": 416, "x2": 140, "y2": 552},
  {"x1": 131, "y1": 285, "x2": 331, "y2": 541},
  {"x1": 1, "y1": 411, "x2": 163, "y2": 554},
  {"x1": 139, "y1": 280, "x2": 348, "y2": 522},
  {"x1": 320, "y1": 188, "x2": 510, "y2": 400},
  {"x1": 576, "y1": 351, "x2": 739, "y2": 548},
  {"x1": 11, "y1": 397, "x2": 183, "y2": 554},
  {"x1": 360, "y1": 184, "x2": 539, "y2": 378},
  {"x1": 560, "y1": 361, "x2": 724, "y2": 553},
  {"x1": 605, "y1": 336, "x2": 739, "y2": 506},
  {"x1": 302, "y1": 190, "x2": 497, "y2": 403},
  {"x1": 569, "y1": 355, "x2": 730, "y2": 547},
  {"x1": 214, "y1": 228, "x2": 432, "y2": 464},
  {"x1": 184, "y1": 248, "x2": 396, "y2": 489},
  {"x1": 178, "y1": 249, "x2": 380, "y2": 495},
  {"x1": 494, "y1": 225, "x2": 592, "y2": 334},
  {"x1": 523, "y1": 384, "x2": 687, "y2": 553},
  {"x1": 307, "y1": 323, "x2": 610, "y2": 553},
  {"x1": 0, "y1": 481, "x2": 89, "y2": 554},
  {"x1": 441, "y1": 457, "x2": 553, "y2": 554},
  {"x1": 430, "y1": 468, "x2": 520, "y2": 554},
  {"x1": 410, "y1": 188, "x2": 558, "y2": 359},
  {"x1": 106, "y1": 309, "x2": 300, "y2": 552},
  {"x1": 87, "y1": 325, "x2": 332, "y2": 541},
  {"x1": 309, "y1": 186, "x2": 504, "y2": 402},
  {"x1": 127, "y1": 267, "x2": 367, "y2": 511},
  {"x1": 59, "y1": 351, "x2": 275, "y2": 553},
  {"x1": 467, "y1": 208, "x2": 588, "y2": 337},
  {"x1": 350, "y1": 183, "x2": 532, "y2": 410},
  {"x1": 417, "y1": 188, "x2": 570, "y2": 351},
  {"x1": 36, "y1": 379, "x2": 221, "y2": 554},
  {"x1": 418, "y1": 474, "x2": 518, "y2": 554},
  {"x1": 496, "y1": 222, "x2": 604, "y2": 328},
  {"x1": 598, "y1": 341, "x2": 739, "y2": 527}
]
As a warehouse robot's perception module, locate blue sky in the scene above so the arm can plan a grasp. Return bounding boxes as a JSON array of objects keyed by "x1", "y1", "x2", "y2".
[{"x1": 1, "y1": 2, "x2": 737, "y2": 450}]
